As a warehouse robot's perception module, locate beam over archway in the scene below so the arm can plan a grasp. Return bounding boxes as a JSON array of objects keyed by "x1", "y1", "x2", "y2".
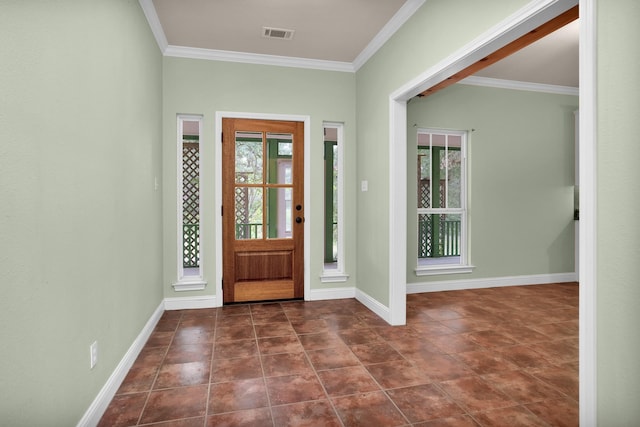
[{"x1": 419, "y1": 5, "x2": 578, "y2": 97}]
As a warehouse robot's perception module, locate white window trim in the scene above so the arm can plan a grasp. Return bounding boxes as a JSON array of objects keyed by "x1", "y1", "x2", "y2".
[
  {"x1": 415, "y1": 264, "x2": 475, "y2": 276},
  {"x1": 414, "y1": 128, "x2": 474, "y2": 276},
  {"x1": 321, "y1": 122, "x2": 349, "y2": 283},
  {"x1": 174, "y1": 115, "x2": 206, "y2": 291}
]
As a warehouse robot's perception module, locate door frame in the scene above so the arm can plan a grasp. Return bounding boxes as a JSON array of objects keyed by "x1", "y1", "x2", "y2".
[
  {"x1": 387, "y1": 0, "x2": 595, "y2": 423},
  {"x1": 215, "y1": 112, "x2": 311, "y2": 305}
]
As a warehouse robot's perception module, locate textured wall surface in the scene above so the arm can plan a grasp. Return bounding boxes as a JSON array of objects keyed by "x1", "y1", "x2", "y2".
[{"x1": 0, "y1": 1, "x2": 163, "y2": 424}]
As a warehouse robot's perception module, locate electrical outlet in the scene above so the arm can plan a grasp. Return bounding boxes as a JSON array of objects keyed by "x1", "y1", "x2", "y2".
[{"x1": 90, "y1": 341, "x2": 98, "y2": 369}]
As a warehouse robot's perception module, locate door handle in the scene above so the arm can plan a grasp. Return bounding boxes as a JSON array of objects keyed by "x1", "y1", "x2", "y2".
[{"x1": 296, "y1": 217, "x2": 303, "y2": 223}]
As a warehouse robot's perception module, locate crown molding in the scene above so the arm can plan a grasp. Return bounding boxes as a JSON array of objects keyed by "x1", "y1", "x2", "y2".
[
  {"x1": 353, "y1": 0, "x2": 427, "y2": 71},
  {"x1": 140, "y1": 0, "x2": 424, "y2": 73},
  {"x1": 163, "y1": 45, "x2": 355, "y2": 72},
  {"x1": 140, "y1": 0, "x2": 575, "y2": 86},
  {"x1": 138, "y1": 0, "x2": 168, "y2": 52},
  {"x1": 459, "y1": 75, "x2": 579, "y2": 96}
]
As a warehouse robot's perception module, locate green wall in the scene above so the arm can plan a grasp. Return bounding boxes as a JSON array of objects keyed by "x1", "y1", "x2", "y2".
[
  {"x1": 355, "y1": 0, "x2": 640, "y2": 421},
  {"x1": 597, "y1": 0, "x2": 640, "y2": 423},
  {"x1": 1, "y1": 0, "x2": 639, "y2": 424},
  {"x1": 406, "y1": 85, "x2": 578, "y2": 282},
  {"x1": 0, "y1": 1, "x2": 163, "y2": 425},
  {"x1": 162, "y1": 58, "x2": 357, "y2": 298},
  {"x1": 355, "y1": 0, "x2": 531, "y2": 305}
]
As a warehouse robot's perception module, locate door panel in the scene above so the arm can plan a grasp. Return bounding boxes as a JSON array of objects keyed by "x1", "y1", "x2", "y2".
[
  {"x1": 235, "y1": 251, "x2": 293, "y2": 281},
  {"x1": 222, "y1": 118, "x2": 304, "y2": 303}
]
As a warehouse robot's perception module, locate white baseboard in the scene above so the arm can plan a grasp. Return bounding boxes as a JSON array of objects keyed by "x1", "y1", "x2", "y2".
[
  {"x1": 77, "y1": 301, "x2": 164, "y2": 427},
  {"x1": 164, "y1": 295, "x2": 218, "y2": 310},
  {"x1": 308, "y1": 287, "x2": 393, "y2": 326},
  {"x1": 355, "y1": 288, "x2": 391, "y2": 324},
  {"x1": 407, "y1": 272, "x2": 578, "y2": 294},
  {"x1": 306, "y1": 286, "x2": 356, "y2": 301}
]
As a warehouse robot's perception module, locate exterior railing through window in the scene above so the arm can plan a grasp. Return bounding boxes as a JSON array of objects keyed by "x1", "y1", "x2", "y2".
[
  {"x1": 418, "y1": 218, "x2": 461, "y2": 258},
  {"x1": 235, "y1": 223, "x2": 263, "y2": 240},
  {"x1": 183, "y1": 223, "x2": 199, "y2": 268}
]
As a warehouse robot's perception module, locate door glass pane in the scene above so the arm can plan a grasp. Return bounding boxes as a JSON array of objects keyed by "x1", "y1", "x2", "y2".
[
  {"x1": 266, "y1": 187, "x2": 292, "y2": 239},
  {"x1": 266, "y1": 133, "x2": 293, "y2": 184},
  {"x1": 235, "y1": 132, "x2": 263, "y2": 184},
  {"x1": 278, "y1": 141, "x2": 292, "y2": 156},
  {"x1": 235, "y1": 187, "x2": 263, "y2": 240}
]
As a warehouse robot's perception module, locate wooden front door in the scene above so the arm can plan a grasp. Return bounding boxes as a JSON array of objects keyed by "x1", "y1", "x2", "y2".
[{"x1": 222, "y1": 118, "x2": 304, "y2": 303}]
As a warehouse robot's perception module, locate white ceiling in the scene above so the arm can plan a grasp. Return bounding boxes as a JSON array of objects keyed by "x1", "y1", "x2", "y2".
[
  {"x1": 476, "y1": 19, "x2": 579, "y2": 87},
  {"x1": 152, "y1": 0, "x2": 408, "y2": 63},
  {"x1": 144, "y1": 0, "x2": 578, "y2": 88}
]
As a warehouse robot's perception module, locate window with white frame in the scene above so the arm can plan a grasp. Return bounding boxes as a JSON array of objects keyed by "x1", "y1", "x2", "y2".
[
  {"x1": 321, "y1": 122, "x2": 348, "y2": 282},
  {"x1": 416, "y1": 128, "x2": 473, "y2": 275},
  {"x1": 175, "y1": 115, "x2": 206, "y2": 290}
]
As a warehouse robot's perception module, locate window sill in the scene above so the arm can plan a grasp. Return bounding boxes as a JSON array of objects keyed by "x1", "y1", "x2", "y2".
[
  {"x1": 415, "y1": 265, "x2": 475, "y2": 276},
  {"x1": 320, "y1": 272, "x2": 350, "y2": 283},
  {"x1": 172, "y1": 280, "x2": 207, "y2": 292}
]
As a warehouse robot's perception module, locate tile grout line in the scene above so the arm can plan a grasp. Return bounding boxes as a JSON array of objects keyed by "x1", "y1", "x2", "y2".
[
  {"x1": 135, "y1": 311, "x2": 181, "y2": 426},
  {"x1": 364, "y1": 327, "x2": 421, "y2": 425},
  {"x1": 202, "y1": 308, "x2": 219, "y2": 426},
  {"x1": 393, "y1": 314, "x2": 548, "y2": 425},
  {"x1": 252, "y1": 304, "x2": 277, "y2": 427},
  {"x1": 100, "y1": 284, "x2": 578, "y2": 425},
  {"x1": 441, "y1": 317, "x2": 534, "y2": 418},
  {"x1": 293, "y1": 310, "x2": 350, "y2": 427}
]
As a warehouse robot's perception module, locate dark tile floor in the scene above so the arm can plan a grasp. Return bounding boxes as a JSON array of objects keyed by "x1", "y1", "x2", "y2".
[{"x1": 99, "y1": 283, "x2": 578, "y2": 426}]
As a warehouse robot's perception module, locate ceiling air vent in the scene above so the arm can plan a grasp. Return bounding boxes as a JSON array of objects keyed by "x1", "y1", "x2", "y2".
[{"x1": 262, "y1": 26, "x2": 295, "y2": 40}]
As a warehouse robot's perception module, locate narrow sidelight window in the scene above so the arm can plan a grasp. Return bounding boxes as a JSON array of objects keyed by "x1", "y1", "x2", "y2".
[
  {"x1": 322, "y1": 122, "x2": 348, "y2": 282},
  {"x1": 177, "y1": 115, "x2": 204, "y2": 286}
]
